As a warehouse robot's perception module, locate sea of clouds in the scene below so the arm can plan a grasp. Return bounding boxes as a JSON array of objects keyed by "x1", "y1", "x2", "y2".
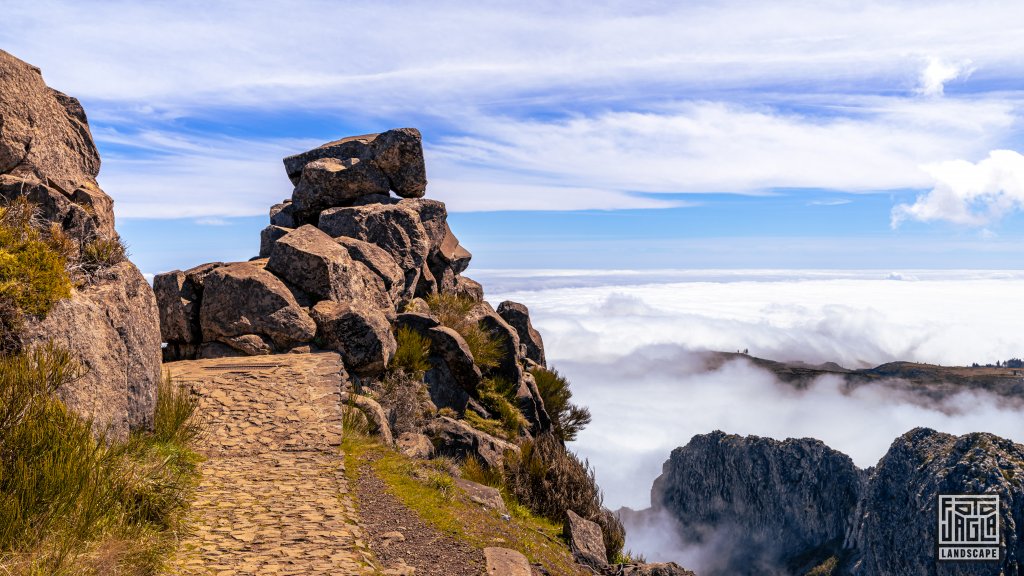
[{"x1": 478, "y1": 269, "x2": 1024, "y2": 526}]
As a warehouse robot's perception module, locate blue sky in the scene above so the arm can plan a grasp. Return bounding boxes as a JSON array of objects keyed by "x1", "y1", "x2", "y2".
[{"x1": 4, "y1": 1, "x2": 1024, "y2": 274}]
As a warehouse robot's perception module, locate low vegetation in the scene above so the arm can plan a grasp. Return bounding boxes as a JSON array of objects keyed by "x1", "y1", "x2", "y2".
[
  {"x1": 342, "y1": 434, "x2": 588, "y2": 575},
  {"x1": 0, "y1": 344, "x2": 203, "y2": 575},
  {"x1": 425, "y1": 293, "x2": 504, "y2": 370},
  {"x1": 530, "y1": 367, "x2": 592, "y2": 443},
  {"x1": 389, "y1": 326, "x2": 431, "y2": 376}
]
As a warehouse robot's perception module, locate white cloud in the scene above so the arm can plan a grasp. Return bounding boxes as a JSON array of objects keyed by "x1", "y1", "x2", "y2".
[
  {"x1": 892, "y1": 149, "x2": 1024, "y2": 227},
  {"x1": 482, "y1": 271, "x2": 1024, "y2": 512},
  {"x1": 918, "y1": 57, "x2": 973, "y2": 96}
]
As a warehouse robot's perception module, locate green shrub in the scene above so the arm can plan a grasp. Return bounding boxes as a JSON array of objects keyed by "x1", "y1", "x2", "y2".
[
  {"x1": 0, "y1": 198, "x2": 72, "y2": 322},
  {"x1": 502, "y1": 433, "x2": 623, "y2": 561},
  {"x1": 477, "y1": 377, "x2": 526, "y2": 439},
  {"x1": 425, "y1": 293, "x2": 506, "y2": 371},
  {"x1": 0, "y1": 345, "x2": 201, "y2": 574},
  {"x1": 530, "y1": 367, "x2": 591, "y2": 443},
  {"x1": 390, "y1": 326, "x2": 432, "y2": 375},
  {"x1": 152, "y1": 372, "x2": 204, "y2": 445},
  {"x1": 79, "y1": 237, "x2": 127, "y2": 274}
]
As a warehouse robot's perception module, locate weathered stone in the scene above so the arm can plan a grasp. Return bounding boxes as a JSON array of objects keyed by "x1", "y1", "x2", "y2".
[
  {"x1": 427, "y1": 326, "x2": 483, "y2": 394},
  {"x1": 266, "y1": 225, "x2": 392, "y2": 312},
  {"x1": 258, "y1": 224, "x2": 292, "y2": 258},
  {"x1": 394, "y1": 312, "x2": 441, "y2": 333},
  {"x1": 396, "y1": 432, "x2": 435, "y2": 459},
  {"x1": 318, "y1": 203, "x2": 430, "y2": 296},
  {"x1": 455, "y1": 478, "x2": 506, "y2": 512},
  {"x1": 564, "y1": 510, "x2": 607, "y2": 567},
  {"x1": 424, "y1": 416, "x2": 516, "y2": 469},
  {"x1": 282, "y1": 128, "x2": 427, "y2": 198},
  {"x1": 335, "y1": 236, "x2": 405, "y2": 303},
  {"x1": 70, "y1": 181, "x2": 116, "y2": 239},
  {"x1": 0, "y1": 174, "x2": 106, "y2": 240},
  {"x1": 153, "y1": 270, "x2": 200, "y2": 343},
  {"x1": 291, "y1": 157, "x2": 389, "y2": 223},
  {"x1": 517, "y1": 371, "x2": 552, "y2": 434},
  {"x1": 23, "y1": 261, "x2": 161, "y2": 438},
  {"x1": 483, "y1": 547, "x2": 531, "y2": 576},
  {"x1": 454, "y1": 276, "x2": 484, "y2": 303},
  {"x1": 497, "y1": 301, "x2": 546, "y2": 366},
  {"x1": 162, "y1": 342, "x2": 199, "y2": 363},
  {"x1": 269, "y1": 200, "x2": 296, "y2": 228},
  {"x1": 219, "y1": 333, "x2": 274, "y2": 356},
  {"x1": 0, "y1": 49, "x2": 100, "y2": 193},
  {"x1": 312, "y1": 300, "x2": 396, "y2": 377},
  {"x1": 476, "y1": 311, "x2": 523, "y2": 384},
  {"x1": 616, "y1": 563, "x2": 697, "y2": 576},
  {"x1": 340, "y1": 392, "x2": 393, "y2": 445},
  {"x1": 403, "y1": 297, "x2": 431, "y2": 316},
  {"x1": 199, "y1": 262, "x2": 316, "y2": 349}
]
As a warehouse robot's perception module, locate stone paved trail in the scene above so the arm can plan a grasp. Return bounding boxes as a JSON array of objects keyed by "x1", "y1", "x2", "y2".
[{"x1": 163, "y1": 352, "x2": 373, "y2": 576}]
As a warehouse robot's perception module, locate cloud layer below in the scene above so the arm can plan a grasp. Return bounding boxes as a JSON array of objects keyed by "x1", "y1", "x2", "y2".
[{"x1": 481, "y1": 270, "x2": 1024, "y2": 515}]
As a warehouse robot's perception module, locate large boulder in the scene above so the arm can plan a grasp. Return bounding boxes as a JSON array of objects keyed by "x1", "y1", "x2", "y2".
[
  {"x1": 0, "y1": 49, "x2": 101, "y2": 195},
  {"x1": 23, "y1": 262, "x2": 161, "y2": 438},
  {"x1": 318, "y1": 203, "x2": 430, "y2": 296},
  {"x1": 199, "y1": 262, "x2": 316, "y2": 350},
  {"x1": 282, "y1": 128, "x2": 427, "y2": 198},
  {"x1": 291, "y1": 157, "x2": 390, "y2": 224},
  {"x1": 849, "y1": 428, "x2": 1024, "y2": 576},
  {"x1": 312, "y1": 300, "x2": 396, "y2": 377},
  {"x1": 424, "y1": 416, "x2": 517, "y2": 469},
  {"x1": 564, "y1": 510, "x2": 607, "y2": 567},
  {"x1": 335, "y1": 236, "x2": 405, "y2": 304},
  {"x1": 650, "y1": 431, "x2": 862, "y2": 576},
  {"x1": 497, "y1": 301, "x2": 546, "y2": 366},
  {"x1": 266, "y1": 224, "x2": 393, "y2": 312},
  {"x1": 153, "y1": 262, "x2": 227, "y2": 347}
]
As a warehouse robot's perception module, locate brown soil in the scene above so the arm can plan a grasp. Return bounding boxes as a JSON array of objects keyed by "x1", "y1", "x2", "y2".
[{"x1": 353, "y1": 453, "x2": 485, "y2": 576}]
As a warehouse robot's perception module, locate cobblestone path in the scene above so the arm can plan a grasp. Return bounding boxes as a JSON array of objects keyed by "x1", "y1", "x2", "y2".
[{"x1": 163, "y1": 353, "x2": 372, "y2": 575}]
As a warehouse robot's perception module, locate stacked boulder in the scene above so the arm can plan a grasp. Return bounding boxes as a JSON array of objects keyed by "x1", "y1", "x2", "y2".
[
  {"x1": 155, "y1": 129, "x2": 551, "y2": 447},
  {"x1": 0, "y1": 50, "x2": 162, "y2": 438}
]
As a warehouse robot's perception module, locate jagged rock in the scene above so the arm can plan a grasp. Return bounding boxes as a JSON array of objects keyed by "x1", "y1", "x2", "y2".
[
  {"x1": 340, "y1": 392, "x2": 393, "y2": 445},
  {"x1": 23, "y1": 262, "x2": 161, "y2": 438},
  {"x1": 428, "y1": 326, "x2": 483, "y2": 393},
  {"x1": 282, "y1": 128, "x2": 427, "y2": 198},
  {"x1": 335, "y1": 236, "x2": 405, "y2": 303},
  {"x1": 651, "y1": 431, "x2": 862, "y2": 575},
  {"x1": 613, "y1": 563, "x2": 697, "y2": 576},
  {"x1": 424, "y1": 416, "x2": 516, "y2": 469},
  {"x1": 199, "y1": 262, "x2": 316, "y2": 350},
  {"x1": 483, "y1": 547, "x2": 531, "y2": 576},
  {"x1": 455, "y1": 478, "x2": 506, "y2": 512},
  {"x1": 0, "y1": 49, "x2": 101, "y2": 194},
  {"x1": 291, "y1": 157, "x2": 390, "y2": 223},
  {"x1": 454, "y1": 276, "x2": 484, "y2": 302},
  {"x1": 476, "y1": 311, "x2": 522, "y2": 383},
  {"x1": 258, "y1": 224, "x2": 293, "y2": 258},
  {"x1": 312, "y1": 300, "x2": 396, "y2": 376},
  {"x1": 318, "y1": 203, "x2": 430, "y2": 296},
  {"x1": 497, "y1": 301, "x2": 546, "y2": 366},
  {"x1": 0, "y1": 173, "x2": 110, "y2": 241},
  {"x1": 564, "y1": 510, "x2": 608, "y2": 568},
  {"x1": 396, "y1": 432, "x2": 435, "y2": 459},
  {"x1": 516, "y1": 371, "x2": 552, "y2": 434},
  {"x1": 269, "y1": 200, "x2": 296, "y2": 228},
  {"x1": 266, "y1": 224, "x2": 392, "y2": 312},
  {"x1": 153, "y1": 270, "x2": 199, "y2": 343},
  {"x1": 850, "y1": 428, "x2": 1024, "y2": 576}
]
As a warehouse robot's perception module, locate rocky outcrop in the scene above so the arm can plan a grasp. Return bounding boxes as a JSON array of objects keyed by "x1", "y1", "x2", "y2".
[
  {"x1": 648, "y1": 431, "x2": 862, "y2": 575},
  {"x1": 424, "y1": 416, "x2": 517, "y2": 470},
  {"x1": 639, "y1": 427, "x2": 1024, "y2": 576},
  {"x1": 849, "y1": 428, "x2": 1024, "y2": 576},
  {"x1": 3, "y1": 51, "x2": 161, "y2": 436},
  {"x1": 312, "y1": 300, "x2": 396, "y2": 377},
  {"x1": 497, "y1": 301, "x2": 546, "y2": 367}
]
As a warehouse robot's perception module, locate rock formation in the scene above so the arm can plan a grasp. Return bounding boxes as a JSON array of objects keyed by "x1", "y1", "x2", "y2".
[
  {"x1": 1, "y1": 50, "x2": 161, "y2": 437},
  {"x1": 649, "y1": 431, "x2": 862, "y2": 575},
  {"x1": 633, "y1": 427, "x2": 1024, "y2": 576},
  {"x1": 154, "y1": 127, "x2": 553, "y2": 458}
]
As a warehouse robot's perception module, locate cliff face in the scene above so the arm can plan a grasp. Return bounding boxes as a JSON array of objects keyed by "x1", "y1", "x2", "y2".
[
  {"x1": 849, "y1": 428, "x2": 1024, "y2": 576},
  {"x1": 641, "y1": 428, "x2": 1024, "y2": 576},
  {"x1": 1, "y1": 50, "x2": 161, "y2": 436},
  {"x1": 649, "y1": 431, "x2": 862, "y2": 575}
]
